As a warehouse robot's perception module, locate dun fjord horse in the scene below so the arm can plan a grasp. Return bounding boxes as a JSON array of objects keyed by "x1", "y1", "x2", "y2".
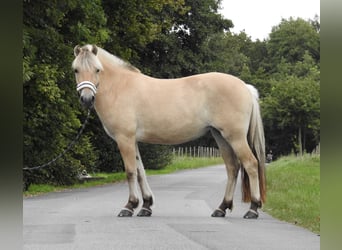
[{"x1": 72, "y1": 44, "x2": 266, "y2": 219}]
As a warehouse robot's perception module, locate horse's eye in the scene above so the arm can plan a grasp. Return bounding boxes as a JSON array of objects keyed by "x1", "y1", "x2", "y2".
[
  {"x1": 96, "y1": 69, "x2": 100, "y2": 73},
  {"x1": 74, "y1": 69, "x2": 78, "y2": 73}
]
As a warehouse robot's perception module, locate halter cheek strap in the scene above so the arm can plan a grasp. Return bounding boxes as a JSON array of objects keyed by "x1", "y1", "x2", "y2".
[{"x1": 76, "y1": 81, "x2": 97, "y2": 95}]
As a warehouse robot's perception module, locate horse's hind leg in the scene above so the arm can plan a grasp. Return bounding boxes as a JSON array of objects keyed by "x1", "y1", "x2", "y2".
[
  {"x1": 228, "y1": 136, "x2": 262, "y2": 219},
  {"x1": 211, "y1": 128, "x2": 240, "y2": 217},
  {"x1": 135, "y1": 144, "x2": 154, "y2": 217}
]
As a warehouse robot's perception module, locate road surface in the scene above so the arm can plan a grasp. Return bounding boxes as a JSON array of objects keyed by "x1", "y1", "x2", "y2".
[{"x1": 24, "y1": 164, "x2": 320, "y2": 250}]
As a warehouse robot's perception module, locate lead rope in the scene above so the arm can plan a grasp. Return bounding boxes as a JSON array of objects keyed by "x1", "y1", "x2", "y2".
[{"x1": 23, "y1": 109, "x2": 91, "y2": 171}]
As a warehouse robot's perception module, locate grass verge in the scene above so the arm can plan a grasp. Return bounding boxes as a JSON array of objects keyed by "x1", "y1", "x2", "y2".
[
  {"x1": 146, "y1": 157, "x2": 223, "y2": 175},
  {"x1": 24, "y1": 157, "x2": 223, "y2": 197},
  {"x1": 262, "y1": 154, "x2": 320, "y2": 234}
]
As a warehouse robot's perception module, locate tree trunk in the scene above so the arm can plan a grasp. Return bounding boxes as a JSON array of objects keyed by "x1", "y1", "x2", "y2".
[
  {"x1": 303, "y1": 127, "x2": 306, "y2": 154},
  {"x1": 298, "y1": 127, "x2": 303, "y2": 156}
]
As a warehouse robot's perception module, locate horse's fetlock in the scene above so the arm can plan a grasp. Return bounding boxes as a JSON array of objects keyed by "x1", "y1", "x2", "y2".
[
  {"x1": 126, "y1": 199, "x2": 139, "y2": 210},
  {"x1": 219, "y1": 200, "x2": 233, "y2": 211},
  {"x1": 142, "y1": 196, "x2": 153, "y2": 209},
  {"x1": 250, "y1": 200, "x2": 262, "y2": 211}
]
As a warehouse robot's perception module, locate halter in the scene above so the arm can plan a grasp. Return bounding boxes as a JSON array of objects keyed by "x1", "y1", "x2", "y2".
[{"x1": 76, "y1": 81, "x2": 97, "y2": 95}]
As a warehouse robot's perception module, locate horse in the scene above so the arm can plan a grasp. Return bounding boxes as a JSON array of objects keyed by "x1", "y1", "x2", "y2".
[{"x1": 72, "y1": 44, "x2": 266, "y2": 219}]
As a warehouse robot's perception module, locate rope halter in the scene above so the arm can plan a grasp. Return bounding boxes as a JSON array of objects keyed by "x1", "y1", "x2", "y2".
[{"x1": 76, "y1": 81, "x2": 97, "y2": 95}]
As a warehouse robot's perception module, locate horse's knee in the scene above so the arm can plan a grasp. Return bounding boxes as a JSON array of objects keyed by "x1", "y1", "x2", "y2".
[{"x1": 126, "y1": 170, "x2": 137, "y2": 181}]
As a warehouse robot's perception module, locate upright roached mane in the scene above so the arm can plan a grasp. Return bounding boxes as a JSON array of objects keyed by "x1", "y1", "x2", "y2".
[{"x1": 72, "y1": 44, "x2": 266, "y2": 219}]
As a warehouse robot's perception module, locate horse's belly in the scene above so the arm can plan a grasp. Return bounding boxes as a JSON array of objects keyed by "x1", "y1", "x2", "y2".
[{"x1": 136, "y1": 122, "x2": 209, "y2": 145}]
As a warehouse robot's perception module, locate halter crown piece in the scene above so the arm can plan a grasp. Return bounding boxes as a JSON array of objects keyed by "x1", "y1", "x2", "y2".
[{"x1": 76, "y1": 81, "x2": 97, "y2": 95}]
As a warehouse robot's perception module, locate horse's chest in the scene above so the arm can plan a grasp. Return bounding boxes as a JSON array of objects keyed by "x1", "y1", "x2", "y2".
[{"x1": 103, "y1": 124, "x2": 116, "y2": 140}]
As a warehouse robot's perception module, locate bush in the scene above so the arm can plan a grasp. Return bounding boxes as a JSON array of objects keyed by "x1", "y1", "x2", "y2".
[{"x1": 139, "y1": 143, "x2": 173, "y2": 170}]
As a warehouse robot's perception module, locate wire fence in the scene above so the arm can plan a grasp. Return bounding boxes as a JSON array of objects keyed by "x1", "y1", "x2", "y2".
[{"x1": 172, "y1": 146, "x2": 221, "y2": 158}]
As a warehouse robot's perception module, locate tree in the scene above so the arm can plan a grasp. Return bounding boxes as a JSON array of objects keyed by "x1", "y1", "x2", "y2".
[
  {"x1": 261, "y1": 17, "x2": 320, "y2": 156},
  {"x1": 140, "y1": 0, "x2": 233, "y2": 78},
  {"x1": 200, "y1": 32, "x2": 250, "y2": 75},
  {"x1": 101, "y1": 0, "x2": 188, "y2": 63},
  {"x1": 267, "y1": 17, "x2": 320, "y2": 69},
  {"x1": 23, "y1": 0, "x2": 109, "y2": 187},
  {"x1": 262, "y1": 52, "x2": 320, "y2": 156}
]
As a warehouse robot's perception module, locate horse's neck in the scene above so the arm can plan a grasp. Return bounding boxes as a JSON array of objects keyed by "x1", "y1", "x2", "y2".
[{"x1": 98, "y1": 61, "x2": 140, "y2": 95}]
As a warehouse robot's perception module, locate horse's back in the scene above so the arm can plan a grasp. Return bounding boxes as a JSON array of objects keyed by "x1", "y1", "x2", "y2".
[
  {"x1": 140, "y1": 72, "x2": 248, "y2": 99},
  {"x1": 173, "y1": 72, "x2": 253, "y2": 116}
]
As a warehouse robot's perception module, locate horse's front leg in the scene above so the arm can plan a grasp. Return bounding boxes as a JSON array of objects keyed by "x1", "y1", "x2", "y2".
[
  {"x1": 211, "y1": 129, "x2": 239, "y2": 217},
  {"x1": 116, "y1": 135, "x2": 140, "y2": 217}
]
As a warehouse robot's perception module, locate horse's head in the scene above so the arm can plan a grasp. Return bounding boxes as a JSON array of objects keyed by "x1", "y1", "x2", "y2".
[{"x1": 72, "y1": 44, "x2": 103, "y2": 109}]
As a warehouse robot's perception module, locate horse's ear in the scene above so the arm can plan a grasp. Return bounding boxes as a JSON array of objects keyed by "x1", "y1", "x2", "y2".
[
  {"x1": 74, "y1": 45, "x2": 81, "y2": 57},
  {"x1": 92, "y1": 45, "x2": 98, "y2": 55}
]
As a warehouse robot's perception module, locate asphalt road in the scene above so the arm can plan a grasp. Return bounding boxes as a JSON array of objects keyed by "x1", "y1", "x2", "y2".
[{"x1": 23, "y1": 164, "x2": 320, "y2": 250}]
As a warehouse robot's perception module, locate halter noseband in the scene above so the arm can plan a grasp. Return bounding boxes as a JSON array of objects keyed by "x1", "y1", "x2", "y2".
[{"x1": 76, "y1": 81, "x2": 97, "y2": 95}]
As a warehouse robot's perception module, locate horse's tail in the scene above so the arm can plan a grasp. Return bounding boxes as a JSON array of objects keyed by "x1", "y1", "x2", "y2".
[{"x1": 241, "y1": 84, "x2": 266, "y2": 204}]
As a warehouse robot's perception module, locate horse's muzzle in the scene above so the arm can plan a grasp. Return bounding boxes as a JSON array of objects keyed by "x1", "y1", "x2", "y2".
[
  {"x1": 77, "y1": 81, "x2": 97, "y2": 109},
  {"x1": 80, "y1": 93, "x2": 95, "y2": 109}
]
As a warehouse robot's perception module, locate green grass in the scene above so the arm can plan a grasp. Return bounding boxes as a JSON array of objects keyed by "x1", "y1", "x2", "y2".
[
  {"x1": 24, "y1": 157, "x2": 223, "y2": 197},
  {"x1": 146, "y1": 157, "x2": 223, "y2": 175},
  {"x1": 23, "y1": 172, "x2": 127, "y2": 197},
  {"x1": 263, "y1": 154, "x2": 320, "y2": 234}
]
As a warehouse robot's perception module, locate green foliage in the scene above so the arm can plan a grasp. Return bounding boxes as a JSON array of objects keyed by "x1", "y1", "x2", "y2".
[
  {"x1": 201, "y1": 32, "x2": 250, "y2": 75},
  {"x1": 102, "y1": 0, "x2": 188, "y2": 61},
  {"x1": 262, "y1": 76, "x2": 320, "y2": 155},
  {"x1": 267, "y1": 17, "x2": 320, "y2": 67},
  {"x1": 139, "y1": 143, "x2": 173, "y2": 170},
  {"x1": 23, "y1": 0, "x2": 109, "y2": 187},
  {"x1": 261, "y1": 18, "x2": 320, "y2": 156},
  {"x1": 139, "y1": 0, "x2": 233, "y2": 77}
]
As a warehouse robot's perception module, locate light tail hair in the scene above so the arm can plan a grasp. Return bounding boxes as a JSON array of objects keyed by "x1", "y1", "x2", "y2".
[{"x1": 241, "y1": 84, "x2": 266, "y2": 203}]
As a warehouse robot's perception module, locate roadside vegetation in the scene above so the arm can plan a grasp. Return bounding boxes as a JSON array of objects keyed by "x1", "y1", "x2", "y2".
[
  {"x1": 263, "y1": 154, "x2": 320, "y2": 234},
  {"x1": 23, "y1": 157, "x2": 223, "y2": 197}
]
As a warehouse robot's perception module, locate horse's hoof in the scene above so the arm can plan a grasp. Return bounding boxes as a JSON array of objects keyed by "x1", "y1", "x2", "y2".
[
  {"x1": 211, "y1": 209, "x2": 226, "y2": 217},
  {"x1": 137, "y1": 207, "x2": 152, "y2": 217},
  {"x1": 243, "y1": 209, "x2": 259, "y2": 219},
  {"x1": 118, "y1": 208, "x2": 134, "y2": 217}
]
